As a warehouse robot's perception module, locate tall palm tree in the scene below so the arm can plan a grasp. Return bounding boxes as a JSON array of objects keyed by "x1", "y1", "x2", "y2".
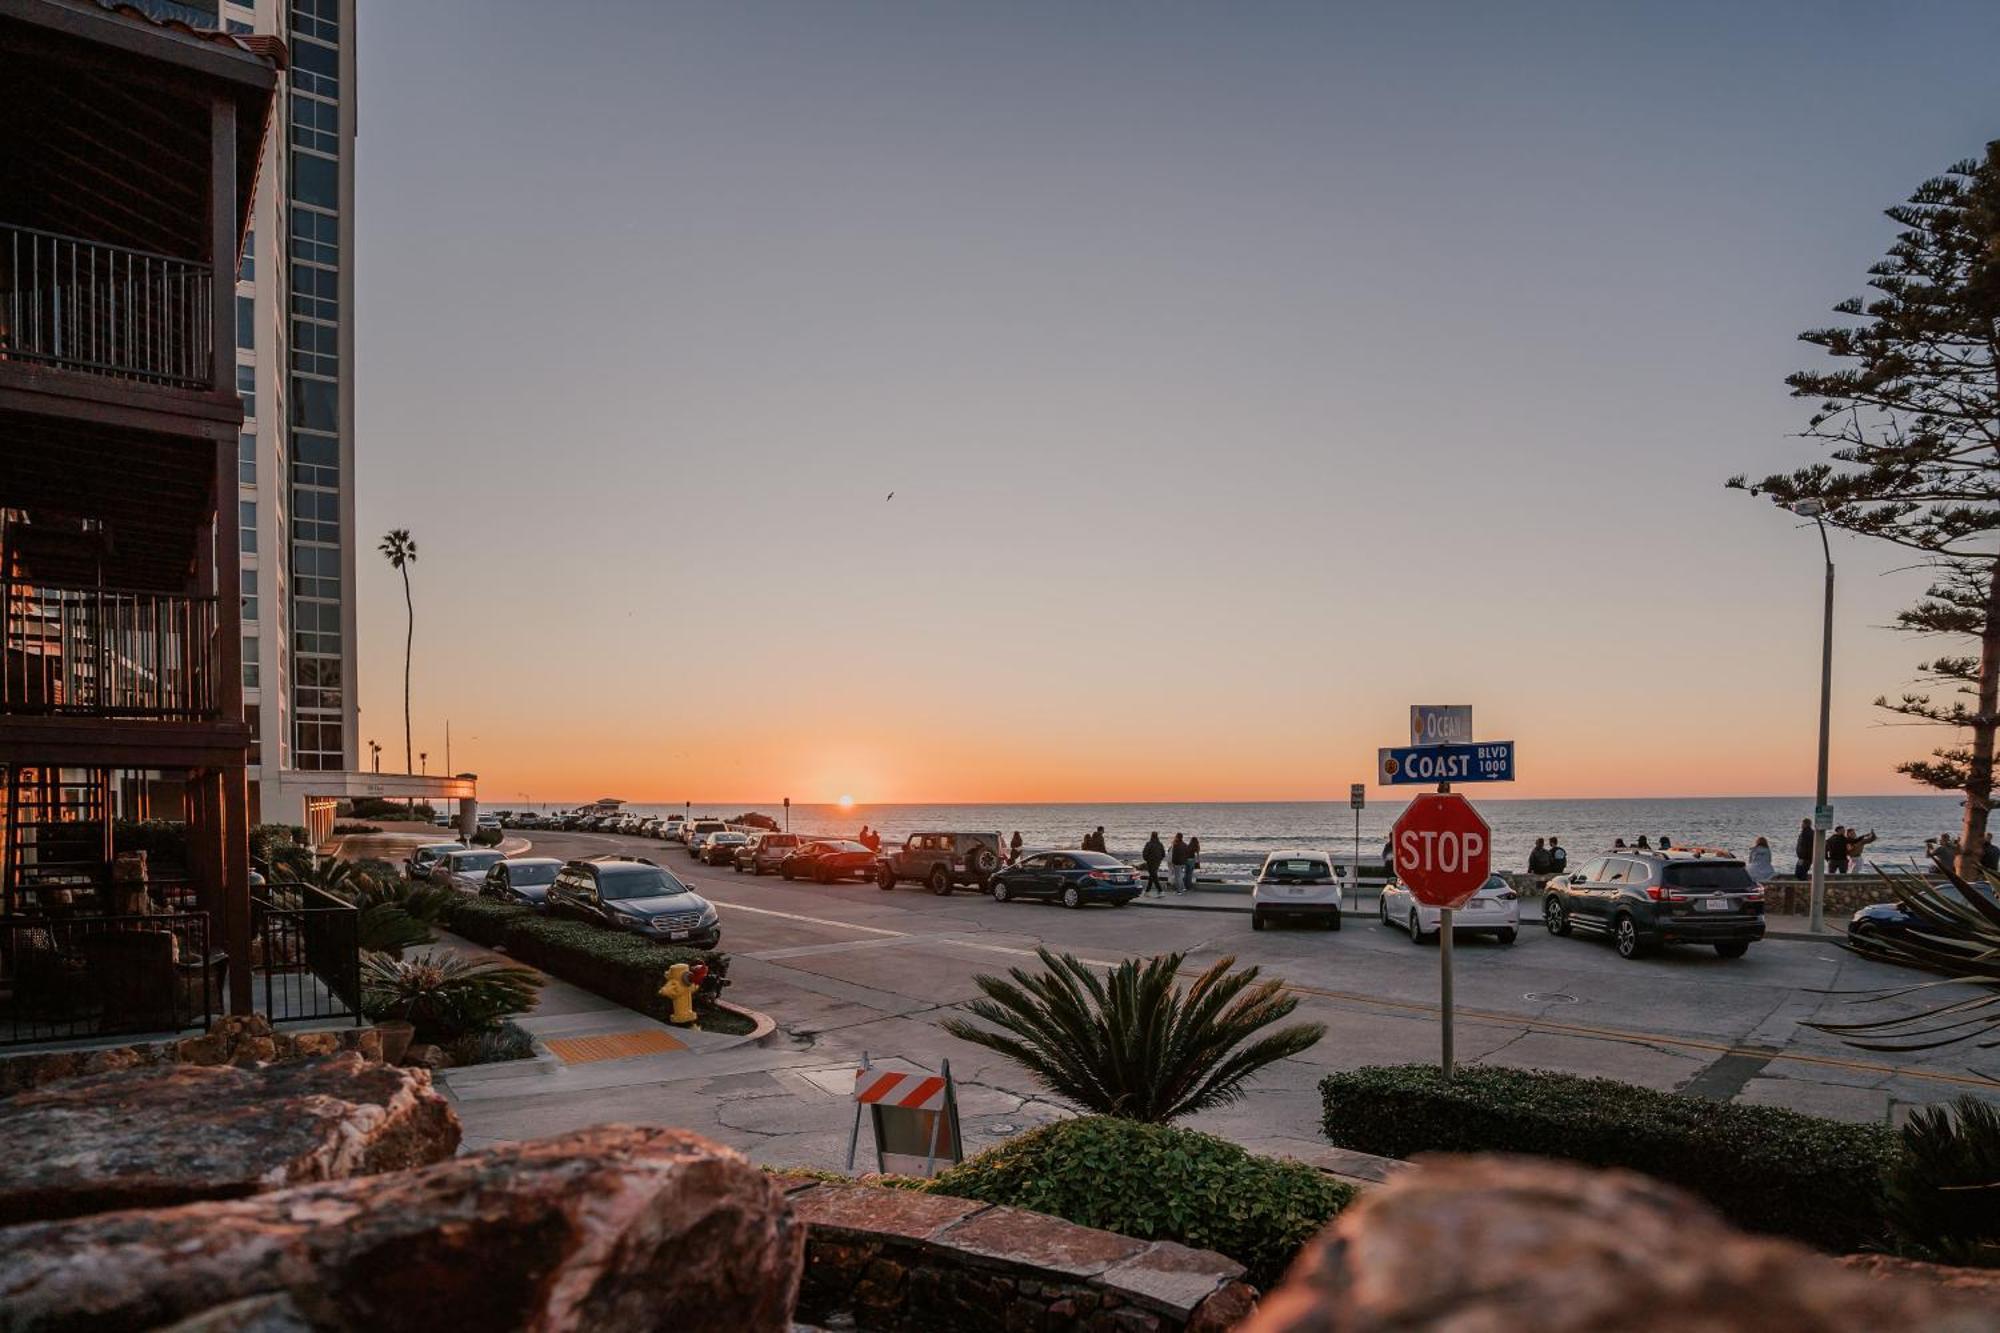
[
  {"x1": 378, "y1": 530, "x2": 417, "y2": 780},
  {"x1": 941, "y1": 948, "x2": 1324, "y2": 1123}
]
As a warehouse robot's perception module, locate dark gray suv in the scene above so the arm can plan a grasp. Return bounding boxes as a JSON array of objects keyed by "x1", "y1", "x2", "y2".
[{"x1": 1543, "y1": 850, "x2": 1765, "y2": 959}]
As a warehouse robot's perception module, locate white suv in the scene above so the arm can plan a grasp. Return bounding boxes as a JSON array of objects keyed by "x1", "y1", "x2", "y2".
[
  {"x1": 1380, "y1": 872, "x2": 1519, "y2": 945},
  {"x1": 1251, "y1": 850, "x2": 1344, "y2": 931}
]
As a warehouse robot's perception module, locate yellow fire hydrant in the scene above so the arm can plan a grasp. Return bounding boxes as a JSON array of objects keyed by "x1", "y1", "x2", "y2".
[{"x1": 658, "y1": 963, "x2": 700, "y2": 1027}]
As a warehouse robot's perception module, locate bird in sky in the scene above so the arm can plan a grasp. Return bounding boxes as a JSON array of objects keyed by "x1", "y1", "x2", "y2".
[{"x1": 886, "y1": 491, "x2": 895, "y2": 501}]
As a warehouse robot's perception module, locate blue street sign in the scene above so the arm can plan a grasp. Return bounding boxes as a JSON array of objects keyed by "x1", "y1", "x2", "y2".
[
  {"x1": 1409, "y1": 705, "x2": 1473, "y2": 748},
  {"x1": 1377, "y1": 741, "x2": 1515, "y2": 785}
]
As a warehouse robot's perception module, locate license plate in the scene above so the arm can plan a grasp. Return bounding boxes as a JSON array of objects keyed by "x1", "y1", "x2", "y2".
[
  {"x1": 1700, "y1": 898, "x2": 1731, "y2": 913},
  {"x1": 669, "y1": 929, "x2": 691, "y2": 940}
]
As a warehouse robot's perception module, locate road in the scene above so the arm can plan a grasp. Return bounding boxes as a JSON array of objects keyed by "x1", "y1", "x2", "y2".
[{"x1": 370, "y1": 825, "x2": 2000, "y2": 1167}]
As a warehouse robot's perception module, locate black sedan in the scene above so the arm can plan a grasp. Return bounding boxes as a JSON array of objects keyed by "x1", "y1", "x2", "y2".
[
  {"x1": 1847, "y1": 882, "x2": 1996, "y2": 971},
  {"x1": 987, "y1": 851, "x2": 1139, "y2": 908},
  {"x1": 781, "y1": 839, "x2": 876, "y2": 884},
  {"x1": 479, "y1": 856, "x2": 563, "y2": 909}
]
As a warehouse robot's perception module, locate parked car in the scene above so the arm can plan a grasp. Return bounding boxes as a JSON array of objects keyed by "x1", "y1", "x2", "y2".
[
  {"x1": 782, "y1": 839, "x2": 876, "y2": 884},
  {"x1": 874, "y1": 831, "x2": 1003, "y2": 894},
  {"x1": 511, "y1": 812, "x2": 543, "y2": 830},
  {"x1": 546, "y1": 857, "x2": 720, "y2": 946},
  {"x1": 1542, "y1": 850, "x2": 1764, "y2": 959},
  {"x1": 1251, "y1": 850, "x2": 1344, "y2": 931},
  {"x1": 661, "y1": 815, "x2": 686, "y2": 840},
  {"x1": 701, "y1": 831, "x2": 750, "y2": 866},
  {"x1": 476, "y1": 811, "x2": 502, "y2": 832},
  {"x1": 1380, "y1": 872, "x2": 1517, "y2": 944},
  {"x1": 682, "y1": 820, "x2": 727, "y2": 853},
  {"x1": 481, "y1": 856, "x2": 563, "y2": 908},
  {"x1": 432, "y1": 814, "x2": 453, "y2": 829},
  {"x1": 636, "y1": 817, "x2": 662, "y2": 838},
  {"x1": 404, "y1": 841, "x2": 463, "y2": 880},
  {"x1": 987, "y1": 850, "x2": 1138, "y2": 908},
  {"x1": 1846, "y1": 881, "x2": 1997, "y2": 970},
  {"x1": 432, "y1": 847, "x2": 507, "y2": 893},
  {"x1": 738, "y1": 832, "x2": 801, "y2": 874}
]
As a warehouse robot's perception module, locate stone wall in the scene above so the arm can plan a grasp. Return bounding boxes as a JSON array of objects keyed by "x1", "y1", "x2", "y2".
[
  {"x1": 785, "y1": 1179, "x2": 1254, "y2": 1332},
  {"x1": 0, "y1": 1013, "x2": 379, "y2": 1097}
]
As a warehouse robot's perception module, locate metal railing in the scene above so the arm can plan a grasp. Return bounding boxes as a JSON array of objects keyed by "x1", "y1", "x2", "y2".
[
  {"x1": 0, "y1": 911, "x2": 217, "y2": 1047},
  {"x1": 252, "y1": 884, "x2": 361, "y2": 1026},
  {"x1": 0, "y1": 224, "x2": 216, "y2": 389},
  {"x1": 3, "y1": 581, "x2": 219, "y2": 720}
]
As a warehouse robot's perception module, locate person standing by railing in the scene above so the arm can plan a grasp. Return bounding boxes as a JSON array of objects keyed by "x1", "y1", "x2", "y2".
[
  {"x1": 1183, "y1": 836, "x2": 1202, "y2": 894},
  {"x1": 1169, "y1": 833, "x2": 1187, "y2": 893},
  {"x1": 1142, "y1": 832, "x2": 1166, "y2": 897}
]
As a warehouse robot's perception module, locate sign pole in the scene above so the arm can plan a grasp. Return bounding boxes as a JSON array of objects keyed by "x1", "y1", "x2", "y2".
[
  {"x1": 1352, "y1": 805, "x2": 1360, "y2": 911},
  {"x1": 1439, "y1": 906, "x2": 1455, "y2": 1078}
]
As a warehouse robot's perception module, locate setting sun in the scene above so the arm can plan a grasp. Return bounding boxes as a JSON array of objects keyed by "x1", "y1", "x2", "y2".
[{"x1": 837, "y1": 794, "x2": 855, "y2": 810}]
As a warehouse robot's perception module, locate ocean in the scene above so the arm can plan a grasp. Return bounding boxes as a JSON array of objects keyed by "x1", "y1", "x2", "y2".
[{"x1": 541, "y1": 796, "x2": 1969, "y2": 872}]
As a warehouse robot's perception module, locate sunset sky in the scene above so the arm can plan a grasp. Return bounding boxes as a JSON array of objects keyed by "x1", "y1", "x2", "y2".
[{"x1": 349, "y1": 2, "x2": 2000, "y2": 805}]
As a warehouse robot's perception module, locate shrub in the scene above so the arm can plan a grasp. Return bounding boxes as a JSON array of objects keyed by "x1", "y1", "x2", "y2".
[
  {"x1": 1319, "y1": 1064, "x2": 1896, "y2": 1252},
  {"x1": 470, "y1": 828, "x2": 503, "y2": 847},
  {"x1": 500, "y1": 915, "x2": 729, "y2": 1019},
  {"x1": 929, "y1": 1117, "x2": 1351, "y2": 1287},
  {"x1": 357, "y1": 903, "x2": 432, "y2": 955},
  {"x1": 1884, "y1": 1095, "x2": 2000, "y2": 1267},
  {"x1": 360, "y1": 948, "x2": 541, "y2": 1044},
  {"x1": 446, "y1": 1020, "x2": 537, "y2": 1067},
  {"x1": 113, "y1": 819, "x2": 189, "y2": 866},
  {"x1": 250, "y1": 823, "x2": 311, "y2": 869},
  {"x1": 440, "y1": 897, "x2": 536, "y2": 947},
  {"x1": 332, "y1": 822, "x2": 381, "y2": 835},
  {"x1": 940, "y1": 948, "x2": 1323, "y2": 1123}
]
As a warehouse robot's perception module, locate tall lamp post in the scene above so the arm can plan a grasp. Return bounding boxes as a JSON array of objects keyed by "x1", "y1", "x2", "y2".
[{"x1": 1795, "y1": 499, "x2": 1834, "y2": 934}]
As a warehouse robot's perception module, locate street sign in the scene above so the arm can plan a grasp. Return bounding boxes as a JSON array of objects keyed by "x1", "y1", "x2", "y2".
[
  {"x1": 1813, "y1": 804, "x2": 1833, "y2": 829},
  {"x1": 1409, "y1": 705, "x2": 1473, "y2": 748},
  {"x1": 1390, "y1": 792, "x2": 1492, "y2": 909},
  {"x1": 846, "y1": 1055, "x2": 963, "y2": 1177},
  {"x1": 1378, "y1": 741, "x2": 1515, "y2": 786},
  {"x1": 1349, "y1": 783, "x2": 1366, "y2": 810}
]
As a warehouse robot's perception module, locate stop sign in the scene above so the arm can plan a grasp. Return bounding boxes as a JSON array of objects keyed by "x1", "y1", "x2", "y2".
[{"x1": 1390, "y1": 792, "x2": 1491, "y2": 909}]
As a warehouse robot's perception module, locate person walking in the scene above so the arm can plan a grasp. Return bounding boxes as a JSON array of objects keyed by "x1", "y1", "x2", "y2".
[
  {"x1": 1528, "y1": 838, "x2": 1551, "y2": 875},
  {"x1": 1745, "y1": 836, "x2": 1775, "y2": 884},
  {"x1": 1182, "y1": 836, "x2": 1201, "y2": 894},
  {"x1": 1141, "y1": 832, "x2": 1166, "y2": 897},
  {"x1": 1169, "y1": 833, "x2": 1187, "y2": 893},
  {"x1": 1794, "y1": 818, "x2": 1815, "y2": 879},
  {"x1": 1826, "y1": 826, "x2": 1851, "y2": 875},
  {"x1": 1009, "y1": 830, "x2": 1023, "y2": 865},
  {"x1": 1548, "y1": 836, "x2": 1567, "y2": 874}
]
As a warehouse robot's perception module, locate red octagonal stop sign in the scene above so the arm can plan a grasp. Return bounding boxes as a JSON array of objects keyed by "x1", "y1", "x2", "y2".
[{"x1": 1391, "y1": 792, "x2": 1492, "y2": 909}]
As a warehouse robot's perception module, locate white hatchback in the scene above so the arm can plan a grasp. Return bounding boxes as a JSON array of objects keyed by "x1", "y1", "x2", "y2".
[
  {"x1": 1379, "y1": 873, "x2": 1519, "y2": 945},
  {"x1": 1251, "y1": 850, "x2": 1345, "y2": 931}
]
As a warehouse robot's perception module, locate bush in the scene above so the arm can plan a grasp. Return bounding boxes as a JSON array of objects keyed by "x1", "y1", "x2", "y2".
[
  {"x1": 500, "y1": 915, "x2": 729, "y2": 1019},
  {"x1": 470, "y1": 828, "x2": 503, "y2": 847},
  {"x1": 1319, "y1": 1064, "x2": 1896, "y2": 1252},
  {"x1": 446, "y1": 1020, "x2": 537, "y2": 1067},
  {"x1": 1884, "y1": 1095, "x2": 2000, "y2": 1267},
  {"x1": 928, "y1": 1117, "x2": 1351, "y2": 1287},
  {"x1": 439, "y1": 897, "x2": 536, "y2": 947},
  {"x1": 360, "y1": 949, "x2": 541, "y2": 1044},
  {"x1": 333, "y1": 822, "x2": 381, "y2": 835},
  {"x1": 250, "y1": 823, "x2": 311, "y2": 869},
  {"x1": 113, "y1": 819, "x2": 189, "y2": 866}
]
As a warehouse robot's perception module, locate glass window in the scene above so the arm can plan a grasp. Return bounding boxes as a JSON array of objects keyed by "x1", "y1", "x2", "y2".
[
  {"x1": 238, "y1": 433, "x2": 256, "y2": 485},
  {"x1": 290, "y1": 92, "x2": 339, "y2": 155},
  {"x1": 235, "y1": 294, "x2": 254, "y2": 348},
  {"x1": 239, "y1": 500, "x2": 257, "y2": 553},
  {"x1": 291, "y1": 376, "x2": 337, "y2": 431},
  {"x1": 598, "y1": 867, "x2": 689, "y2": 900},
  {"x1": 291, "y1": 152, "x2": 338, "y2": 210},
  {"x1": 242, "y1": 634, "x2": 259, "y2": 688},
  {"x1": 241, "y1": 568, "x2": 259, "y2": 622},
  {"x1": 235, "y1": 362, "x2": 256, "y2": 418},
  {"x1": 1664, "y1": 863, "x2": 1756, "y2": 891},
  {"x1": 290, "y1": 208, "x2": 338, "y2": 265}
]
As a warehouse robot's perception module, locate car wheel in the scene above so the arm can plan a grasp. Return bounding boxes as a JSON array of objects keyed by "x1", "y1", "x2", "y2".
[
  {"x1": 1714, "y1": 941, "x2": 1749, "y2": 959},
  {"x1": 992, "y1": 880, "x2": 1011, "y2": 904},
  {"x1": 1329, "y1": 909, "x2": 1342, "y2": 931},
  {"x1": 781, "y1": 865, "x2": 794, "y2": 881},
  {"x1": 1614, "y1": 914, "x2": 1645, "y2": 959},
  {"x1": 877, "y1": 867, "x2": 896, "y2": 891},
  {"x1": 1379, "y1": 896, "x2": 1391, "y2": 926},
  {"x1": 1061, "y1": 885, "x2": 1082, "y2": 909},
  {"x1": 1252, "y1": 910, "x2": 1265, "y2": 931},
  {"x1": 1544, "y1": 897, "x2": 1571, "y2": 936},
  {"x1": 732, "y1": 861, "x2": 743, "y2": 873},
  {"x1": 815, "y1": 864, "x2": 832, "y2": 885},
  {"x1": 1496, "y1": 927, "x2": 1518, "y2": 945},
  {"x1": 966, "y1": 846, "x2": 999, "y2": 879},
  {"x1": 928, "y1": 866, "x2": 951, "y2": 896},
  {"x1": 1409, "y1": 910, "x2": 1428, "y2": 944}
]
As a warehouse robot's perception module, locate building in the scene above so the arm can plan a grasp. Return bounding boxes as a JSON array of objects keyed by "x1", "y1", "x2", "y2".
[{"x1": 0, "y1": 0, "x2": 281, "y2": 1036}]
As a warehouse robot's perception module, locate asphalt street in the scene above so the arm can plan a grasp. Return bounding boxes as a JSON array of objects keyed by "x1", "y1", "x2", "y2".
[{"x1": 370, "y1": 825, "x2": 2000, "y2": 1168}]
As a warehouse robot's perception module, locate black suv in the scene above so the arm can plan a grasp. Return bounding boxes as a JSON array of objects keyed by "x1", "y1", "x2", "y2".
[
  {"x1": 545, "y1": 856, "x2": 721, "y2": 947},
  {"x1": 875, "y1": 832, "x2": 1002, "y2": 895},
  {"x1": 1543, "y1": 849, "x2": 1765, "y2": 959}
]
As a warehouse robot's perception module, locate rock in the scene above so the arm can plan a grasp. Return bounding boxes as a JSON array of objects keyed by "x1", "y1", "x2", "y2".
[
  {"x1": 0, "y1": 1054, "x2": 459, "y2": 1224},
  {"x1": 158, "y1": 1293, "x2": 315, "y2": 1332},
  {"x1": 401, "y1": 1042, "x2": 443, "y2": 1069},
  {"x1": 1840, "y1": 1254, "x2": 2000, "y2": 1303},
  {"x1": 1243, "y1": 1155, "x2": 1993, "y2": 1333},
  {"x1": 0, "y1": 1125, "x2": 803, "y2": 1333}
]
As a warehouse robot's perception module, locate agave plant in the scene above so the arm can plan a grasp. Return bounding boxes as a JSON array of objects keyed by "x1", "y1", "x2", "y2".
[
  {"x1": 360, "y1": 949, "x2": 542, "y2": 1043},
  {"x1": 940, "y1": 949, "x2": 1324, "y2": 1124},
  {"x1": 1883, "y1": 1095, "x2": 2000, "y2": 1267},
  {"x1": 1811, "y1": 867, "x2": 2000, "y2": 1056}
]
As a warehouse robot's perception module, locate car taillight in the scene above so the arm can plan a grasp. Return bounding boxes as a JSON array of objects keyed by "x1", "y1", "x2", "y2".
[
  {"x1": 1497, "y1": 891, "x2": 1517, "y2": 901},
  {"x1": 1087, "y1": 870, "x2": 1109, "y2": 880},
  {"x1": 1745, "y1": 890, "x2": 1764, "y2": 903},
  {"x1": 1645, "y1": 885, "x2": 1663, "y2": 901},
  {"x1": 1664, "y1": 891, "x2": 1689, "y2": 903}
]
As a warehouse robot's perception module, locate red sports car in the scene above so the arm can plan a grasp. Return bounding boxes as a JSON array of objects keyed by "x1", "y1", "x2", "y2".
[{"x1": 781, "y1": 840, "x2": 876, "y2": 884}]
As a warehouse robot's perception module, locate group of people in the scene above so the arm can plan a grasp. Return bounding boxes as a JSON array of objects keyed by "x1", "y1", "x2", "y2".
[
  {"x1": 1790, "y1": 820, "x2": 1878, "y2": 877},
  {"x1": 855, "y1": 825, "x2": 882, "y2": 853},
  {"x1": 1525, "y1": 837, "x2": 1568, "y2": 875},
  {"x1": 1139, "y1": 831, "x2": 1201, "y2": 896}
]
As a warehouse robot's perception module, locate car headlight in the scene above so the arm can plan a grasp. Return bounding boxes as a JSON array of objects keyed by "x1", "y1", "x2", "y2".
[{"x1": 697, "y1": 908, "x2": 719, "y2": 928}]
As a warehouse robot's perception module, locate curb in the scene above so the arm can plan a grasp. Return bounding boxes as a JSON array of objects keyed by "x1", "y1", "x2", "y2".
[{"x1": 717, "y1": 999, "x2": 780, "y2": 1047}]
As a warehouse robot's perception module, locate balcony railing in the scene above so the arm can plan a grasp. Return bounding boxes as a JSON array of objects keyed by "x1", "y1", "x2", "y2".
[
  {"x1": 252, "y1": 885, "x2": 362, "y2": 1026},
  {"x1": 0, "y1": 911, "x2": 218, "y2": 1047},
  {"x1": 0, "y1": 224, "x2": 216, "y2": 389},
  {"x1": 3, "y1": 581, "x2": 220, "y2": 721}
]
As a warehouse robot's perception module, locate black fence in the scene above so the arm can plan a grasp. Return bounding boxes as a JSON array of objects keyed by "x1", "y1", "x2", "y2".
[
  {"x1": 0, "y1": 911, "x2": 217, "y2": 1047},
  {"x1": 252, "y1": 885, "x2": 361, "y2": 1025},
  {"x1": 0, "y1": 223, "x2": 216, "y2": 389}
]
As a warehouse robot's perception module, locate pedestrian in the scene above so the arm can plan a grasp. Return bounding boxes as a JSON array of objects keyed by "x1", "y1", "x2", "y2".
[
  {"x1": 1169, "y1": 833, "x2": 1187, "y2": 892},
  {"x1": 1848, "y1": 828, "x2": 1879, "y2": 861},
  {"x1": 1613, "y1": 838, "x2": 1627, "y2": 849},
  {"x1": 1548, "y1": 836, "x2": 1567, "y2": 873},
  {"x1": 1142, "y1": 832, "x2": 1166, "y2": 897},
  {"x1": 1182, "y1": 836, "x2": 1201, "y2": 894},
  {"x1": 1826, "y1": 826, "x2": 1851, "y2": 875},
  {"x1": 1009, "y1": 831, "x2": 1023, "y2": 864},
  {"x1": 1092, "y1": 825, "x2": 1108, "y2": 855},
  {"x1": 1794, "y1": 818, "x2": 1814, "y2": 879},
  {"x1": 1745, "y1": 836, "x2": 1774, "y2": 884},
  {"x1": 1658, "y1": 836, "x2": 1673, "y2": 851},
  {"x1": 1634, "y1": 835, "x2": 1651, "y2": 850},
  {"x1": 1528, "y1": 838, "x2": 1551, "y2": 875}
]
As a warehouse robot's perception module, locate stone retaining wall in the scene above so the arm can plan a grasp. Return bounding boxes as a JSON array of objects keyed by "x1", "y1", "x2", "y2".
[
  {"x1": 785, "y1": 1180, "x2": 1254, "y2": 1332},
  {"x1": 0, "y1": 1013, "x2": 379, "y2": 1098}
]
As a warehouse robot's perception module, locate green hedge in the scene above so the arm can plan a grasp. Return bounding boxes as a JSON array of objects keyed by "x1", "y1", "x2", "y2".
[
  {"x1": 438, "y1": 899, "x2": 728, "y2": 1019},
  {"x1": 1319, "y1": 1064, "x2": 1895, "y2": 1252},
  {"x1": 928, "y1": 1117, "x2": 1352, "y2": 1287},
  {"x1": 441, "y1": 898, "x2": 537, "y2": 947}
]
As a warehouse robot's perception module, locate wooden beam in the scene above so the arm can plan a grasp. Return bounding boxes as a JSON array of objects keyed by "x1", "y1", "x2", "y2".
[
  {"x1": 219, "y1": 763, "x2": 250, "y2": 1014},
  {"x1": 210, "y1": 95, "x2": 237, "y2": 406}
]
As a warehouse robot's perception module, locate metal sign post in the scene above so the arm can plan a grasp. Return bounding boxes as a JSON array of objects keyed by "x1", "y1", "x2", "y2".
[
  {"x1": 1389, "y1": 790, "x2": 1490, "y2": 1083},
  {"x1": 847, "y1": 1055, "x2": 963, "y2": 1178},
  {"x1": 1349, "y1": 783, "x2": 1365, "y2": 910},
  {"x1": 1439, "y1": 907, "x2": 1454, "y2": 1076}
]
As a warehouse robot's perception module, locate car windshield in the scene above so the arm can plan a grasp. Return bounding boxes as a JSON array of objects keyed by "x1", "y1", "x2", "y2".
[
  {"x1": 598, "y1": 867, "x2": 688, "y2": 900},
  {"x1": 817, "y1": 841, "x2": 869, "y2": 854},
  {"x1": 1074, "y1": 852, "x2": 1124, "y2": 869},
  {"x1": 1264, "y1": 858, "x2": 1330, "y2": 878},
  {"x1": 452, "y1": 852, "x2": 504, "y2": 872},
  {"x1": 507, "y1": 863, "x2": 558, "y2": 885},
  {"x1": 716, "y1": 834, "x2": 746, "y2": 843},
  {"x1": 1664, "y1": 863, "x2": 1755, "y2": 890}
]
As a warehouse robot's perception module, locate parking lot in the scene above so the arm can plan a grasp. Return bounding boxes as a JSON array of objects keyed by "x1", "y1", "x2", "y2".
[{"x1": 391, "y1": 819, "x2": 2000, "y2": 1168}]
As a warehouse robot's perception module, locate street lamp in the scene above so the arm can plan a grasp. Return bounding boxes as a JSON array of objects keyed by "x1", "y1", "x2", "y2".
[
  {"x1": 420, "y1": 751, "x2": 428, "y2": 777},
  {"x1": 1794, "y1": 499, "x2": 1834, "y2": 934},
  {"x1": 368, "y1": 740, "x2": 381, "y2": 773}
]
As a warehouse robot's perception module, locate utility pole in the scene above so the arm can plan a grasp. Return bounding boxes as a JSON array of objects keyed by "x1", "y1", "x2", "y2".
[{"x1": 1795, "y1": 501, "x2": 1835, "y2": 933}]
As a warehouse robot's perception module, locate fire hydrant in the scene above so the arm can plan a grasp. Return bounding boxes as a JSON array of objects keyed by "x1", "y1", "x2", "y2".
[{"x1": 658, "y1": 962, "x2": 707, "y2": 1027}]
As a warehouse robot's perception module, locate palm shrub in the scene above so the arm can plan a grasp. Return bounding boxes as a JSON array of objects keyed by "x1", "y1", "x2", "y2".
[
  {"x1": 357, "y1": 903, "x2": 432, "y2": 955},
  {"x1": 360, "y1": 949, "x2": 541, "y2": 1044},
  {"x1": 940, "y1": 948, "x2": 1324, "y2": 1123},
  {"x1": 1884, "y1": 1095, "x2": 2000, "y2": 1267},
  {"x1": 1814, "y1": 867, "x2": 2000, "y2": 1052}
]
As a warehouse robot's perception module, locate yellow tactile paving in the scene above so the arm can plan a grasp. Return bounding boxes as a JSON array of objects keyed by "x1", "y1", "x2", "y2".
[{"x1": 544, "y1": 1030, "x2": 687, "y2": 1064}]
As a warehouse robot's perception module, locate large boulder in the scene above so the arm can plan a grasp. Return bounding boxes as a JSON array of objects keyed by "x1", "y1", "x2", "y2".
[
  {"x1": 0, "y1": 1054, "x2": 458, "y2": 1225},
  {"x1": 1244, "y1": 1155, "x2": 1991, "y2": 1332},
  {"x1": 0, "y1": 1125, "x2": 802, "y2": 1333}
]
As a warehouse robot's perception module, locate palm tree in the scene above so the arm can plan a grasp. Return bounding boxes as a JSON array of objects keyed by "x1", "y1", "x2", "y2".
[
  {"x1": 941, "y1": 948, "x2": 1324, "y2": 1124},
  {"x1": 378, "y1": 530, "x2": 417, "y2": 783},
  {"x1": 1812, "y1": 866, "x2": 2000, "y2": 1057}
]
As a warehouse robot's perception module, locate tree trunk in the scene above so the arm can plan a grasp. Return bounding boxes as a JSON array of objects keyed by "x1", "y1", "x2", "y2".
[
  {"x1": 1957, "y1": 555, "x2": 2000, "y2": 879},
  {"x1": 402, "y1": 567, "x2": 414, "y2": 815}
]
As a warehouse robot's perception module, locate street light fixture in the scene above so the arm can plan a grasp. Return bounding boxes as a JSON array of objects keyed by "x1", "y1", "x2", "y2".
[{"x1": 1792, "y1": 499, "x2": 1834, "y2": 934}]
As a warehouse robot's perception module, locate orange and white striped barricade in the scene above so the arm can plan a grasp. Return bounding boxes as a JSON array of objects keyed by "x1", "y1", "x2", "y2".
[{"x1": 845, "y1": 1053, "x2": 962, "y2": 1177}]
